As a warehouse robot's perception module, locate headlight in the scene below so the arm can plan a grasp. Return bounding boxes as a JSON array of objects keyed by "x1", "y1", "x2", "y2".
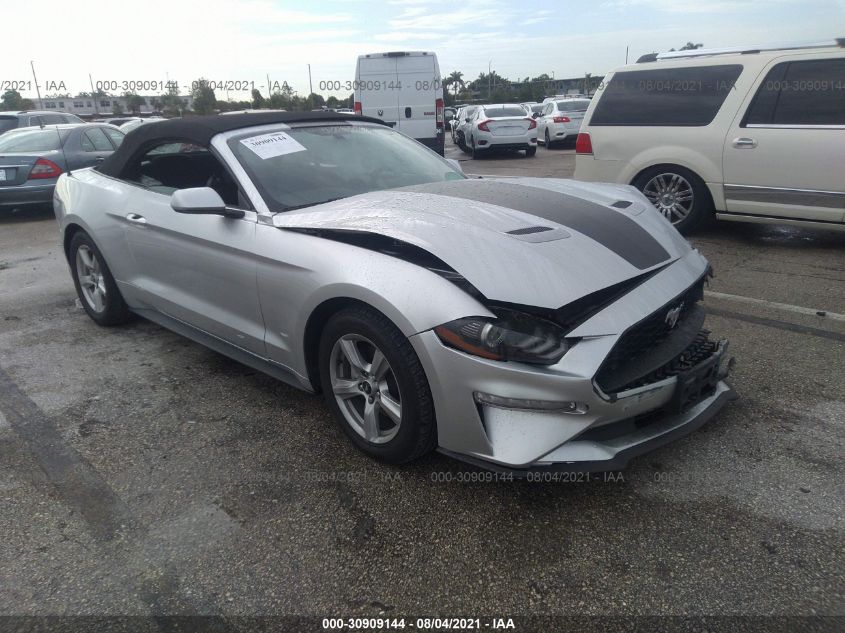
[{"x1": 434, "y1": 310, "x2": 572, "y2": 365}]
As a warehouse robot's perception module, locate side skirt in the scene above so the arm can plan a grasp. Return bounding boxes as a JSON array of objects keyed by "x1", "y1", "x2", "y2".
[{"x1": 133, "y1": 307, "x2": 315, "y2": 393}]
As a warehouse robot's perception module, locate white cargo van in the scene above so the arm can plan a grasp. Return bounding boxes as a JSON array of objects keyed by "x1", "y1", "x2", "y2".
[{"x1": 354, "y1": 51, "x2": 445, "y2": 155}]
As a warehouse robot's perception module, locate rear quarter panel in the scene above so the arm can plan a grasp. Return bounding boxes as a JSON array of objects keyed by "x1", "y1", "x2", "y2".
[{"x1": 54, "y1": 169, "x2": 134, "y2": 282}]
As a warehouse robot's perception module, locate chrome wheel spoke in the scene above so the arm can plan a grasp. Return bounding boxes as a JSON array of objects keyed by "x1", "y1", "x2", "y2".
[
  {"x1": 332, "y1": 377, "x2": 361, "y2": 400},
  {"x1": 362, "y1": 400, "x2": 380, "y2": 442},
  {"x1": 370, "y1": 349, "x2": 390, "y2": 381},
  {"x1": 339, "y1": 338, "x2": 366, "y2": 374},
  {"x1": 379, "y1": 393, "x2": 401, "y2": 425}
]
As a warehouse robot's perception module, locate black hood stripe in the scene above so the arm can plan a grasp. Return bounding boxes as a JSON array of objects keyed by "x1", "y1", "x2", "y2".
[{"x1": 401, "y1": 180, "x2": 670, "y2": 270}]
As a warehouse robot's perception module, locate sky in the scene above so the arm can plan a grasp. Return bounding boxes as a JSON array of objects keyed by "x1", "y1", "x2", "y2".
[{"x1": 3, "y1": 0, "x2": 843, "y2": 100}]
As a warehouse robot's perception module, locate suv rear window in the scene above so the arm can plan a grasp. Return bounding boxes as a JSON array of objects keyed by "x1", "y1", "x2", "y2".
[
  {"x1": 744, "y1": 58, "x2": 845, "y2": 126},
  {"x1": 0, "y1": 117, "x2": 17, "y2": 133},
  {"x1": 590, "y1": 64, "x2": 743, "y2": 126}
]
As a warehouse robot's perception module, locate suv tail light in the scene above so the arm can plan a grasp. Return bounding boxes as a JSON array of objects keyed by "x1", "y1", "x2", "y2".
[
  {"x1": 28, "y1": 157, "x2": 63, "y2": 180},
  {"x1": 575, "y1": 133, "x2": 593, "y2": 155},
  {"x1": 435, "y1": 98, "x2": 444, "y2": 131},
  {"x1": 553, "y1": 116, "x2": 571, "y2": 123},
  {"x1": 525, "y1": 118, "x2": 537, "y2": 130},
  {"x1": 477, "y1": 119, "x2": 492, "y2": 132},
  {"x1": 353, "y1": 101, "x2": 362, "y2": 115}
]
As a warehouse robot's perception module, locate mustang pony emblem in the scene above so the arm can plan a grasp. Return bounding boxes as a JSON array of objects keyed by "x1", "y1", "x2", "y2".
[{"x1": 665, "y1": 302, "x2": 684, "y2": 329}]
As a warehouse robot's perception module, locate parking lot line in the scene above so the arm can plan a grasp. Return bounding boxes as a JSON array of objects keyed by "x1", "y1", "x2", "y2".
[{"x1": 705, "y1": 290, "x2": 845, "y2": 322}]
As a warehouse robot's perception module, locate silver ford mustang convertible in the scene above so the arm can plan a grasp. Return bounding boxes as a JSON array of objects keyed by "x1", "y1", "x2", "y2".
[{"x1": 54, "y1": 112, "x2": 735, "y2": 472}]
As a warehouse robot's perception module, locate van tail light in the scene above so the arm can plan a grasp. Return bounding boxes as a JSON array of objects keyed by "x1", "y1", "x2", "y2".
[
  {"x1": 525, "y1": 118, "x2": 537, "y2": 130},
  {"x1": 477, "y1": 119, "x2": 492, "y2": 132},
  {"x1": 575, "y1": 133, "x2": 593, "y2": 155},
  {"x1": 28, "y1": 157, "x2": 63, "y2": 180},
  {"x1": 353, "y1": 101, "x2": 362, "y2": 115},
  {"x1": 435, "y1": 98, "x2": 444, "y2": 131},
  {"x1": 553, "y1": 116, "x2": 571, "y2": 123}
]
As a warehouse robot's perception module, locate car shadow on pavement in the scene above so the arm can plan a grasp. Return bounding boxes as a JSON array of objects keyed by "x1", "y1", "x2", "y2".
[{"x1": 0, "y1": 205, "x2": 54, "y2": 225}]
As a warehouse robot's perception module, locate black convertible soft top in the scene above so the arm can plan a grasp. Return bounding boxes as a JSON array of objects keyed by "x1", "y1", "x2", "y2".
[{"x1": 97, "y1": 111, "x2": 386, "y2": 178}]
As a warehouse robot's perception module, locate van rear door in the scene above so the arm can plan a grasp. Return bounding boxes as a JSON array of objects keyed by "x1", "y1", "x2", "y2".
[
  {"x1": 396, "y1": 54, "x2": 438, "y2": 146},
  {"x1": 357, "y1": 55, "x2": 400, "y2": 127}
]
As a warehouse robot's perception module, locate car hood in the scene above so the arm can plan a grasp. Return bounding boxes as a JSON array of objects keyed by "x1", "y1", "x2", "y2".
[{"x1": 272, "y1": 177, "x2": 691, "y2": 309}]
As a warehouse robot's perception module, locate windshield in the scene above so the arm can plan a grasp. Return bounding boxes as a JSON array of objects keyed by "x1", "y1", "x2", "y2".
[
  {"x1": 229, "y1": 123, "x2": 465, "y2": 211},
  {"x1": 0, "y1": 127, "x2": 68, "y2": 152},
  {"x1": 556, "y1": 100, "x2": 590, "y2": 112}
]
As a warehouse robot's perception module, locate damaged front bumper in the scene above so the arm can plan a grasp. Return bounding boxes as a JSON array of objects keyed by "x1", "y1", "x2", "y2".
[{"x1": 410, "y1": 327, "x2": 736, "y2": 475}]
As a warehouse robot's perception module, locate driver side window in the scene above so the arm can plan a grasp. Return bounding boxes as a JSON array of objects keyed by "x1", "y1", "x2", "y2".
[{"x1": 121, "y1": 141, "x2": 247, "y2": 208}]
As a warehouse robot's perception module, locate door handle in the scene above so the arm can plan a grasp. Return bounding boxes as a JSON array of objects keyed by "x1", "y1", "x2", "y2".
[
  {"x1": 732, "y1": 137, "x2": 757, "y2": 148},
  {"x1": 96, "y1": 157, "x2": 105, "y2": 163},
  {"x1": 125, "y1": 213, "x2": 147, "y2": 225}
]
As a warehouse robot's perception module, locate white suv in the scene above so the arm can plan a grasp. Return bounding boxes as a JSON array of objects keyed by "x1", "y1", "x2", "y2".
[{"x1": 574, "y1": 39, "x2": 845, "y2": 233}]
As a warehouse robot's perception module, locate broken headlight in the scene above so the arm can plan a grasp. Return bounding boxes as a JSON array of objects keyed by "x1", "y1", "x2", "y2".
[{"x1": 434, "y1": 310, "x2": 572, "y2": 365}]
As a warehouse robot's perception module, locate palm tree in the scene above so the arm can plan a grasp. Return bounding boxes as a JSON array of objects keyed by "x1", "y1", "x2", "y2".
[{"x1": 445, "y1": 70, "x2": 465, "y2": 98}]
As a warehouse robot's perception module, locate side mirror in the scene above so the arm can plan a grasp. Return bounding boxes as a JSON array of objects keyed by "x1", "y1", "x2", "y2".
[
  {"x1": 532, "y1": 112, "x2": 540, "y2": 119},
  {"x1": 171, "y1": 187, "x2": 244, "y2": 218},
  {"x1": 446, "y1": 158, "x2": 464, "y2": 173},
  {"x1": 464, "y1": 117, "x2": 471, "y2": 123}
]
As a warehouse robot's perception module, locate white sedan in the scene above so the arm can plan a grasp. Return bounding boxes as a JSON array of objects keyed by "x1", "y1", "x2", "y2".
[
  {"x1": 465, "y1": 104, "x2": 537, "y2": 159},
  {"x1": 537, "y1": 98, "x2": 591, "y2": 147}
]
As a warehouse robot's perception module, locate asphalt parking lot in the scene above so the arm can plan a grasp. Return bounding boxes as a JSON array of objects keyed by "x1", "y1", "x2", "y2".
[{"x1": 1, "y1": 138, "x2": 843, "y2": 629}]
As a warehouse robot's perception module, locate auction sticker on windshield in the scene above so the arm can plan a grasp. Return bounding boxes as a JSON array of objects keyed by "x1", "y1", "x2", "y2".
[{"x1": 240, "y1": 132, "x2": 306, "y2": 159}]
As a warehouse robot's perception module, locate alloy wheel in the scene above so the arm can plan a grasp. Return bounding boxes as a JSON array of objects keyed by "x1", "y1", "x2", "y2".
[
  {"x1": 75, "y1": 245, "x2": 107, "y2": 313},
  {"x1": 329, "y1": 334, "x2": 402, "y2": 444},
  {"x1": 642, "y1": 172, "x2": 695, "y2": 224}
]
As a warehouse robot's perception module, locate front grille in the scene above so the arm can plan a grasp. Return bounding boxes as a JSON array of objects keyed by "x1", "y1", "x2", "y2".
[
  {"x1": 595, "y1": 277, "x2": 706, "y2": 394},
  {"x1": 615, "y1": 329, "x2": 718, "y2": 391}
]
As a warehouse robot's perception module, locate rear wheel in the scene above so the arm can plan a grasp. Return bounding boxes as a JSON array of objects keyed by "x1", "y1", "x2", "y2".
[
  {"x1": 544, "y1": 129, "x2": 554, "y2": 148},
  {"x1": 525, "y1": 146, "x2": 537, "y2": 157},
  {"x1": 69, "y1": 231, "x2": 133, "y2": 326},
  {"x1": 318, "y1": 306, "x2": 436, "y2": 463},
  {"x1": 471, "y1": 137, "x2": 484, "y2": 159},
  {"x1": 633, "y1": 165, "x2": 713, "y2": 234}
]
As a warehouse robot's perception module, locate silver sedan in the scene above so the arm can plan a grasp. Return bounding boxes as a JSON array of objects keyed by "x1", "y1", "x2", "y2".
[{"x1": 53, "y1": 112, "x2": 735, "y2": 473}]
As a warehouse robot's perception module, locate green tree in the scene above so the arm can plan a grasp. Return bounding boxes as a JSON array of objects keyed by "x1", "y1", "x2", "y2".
[
  {"x1": 251, "y1": 89, "x2": 266, "y2": 109},
  {"x1": 444, "y1": 70, "x2": 465, "y2": 99},
  {"x1": 111, "y1": 101, "x2": 125, "y2": 115},
  {"x1": 305, "y1": 92, "x2": 326, "y2": 110},
  {"x1": 326, "y1": 95, "x2": 340, "y2": 109},
  {"x1": 190, "y1": 78, "x2": 217, "y2": 115},
  {"x1": 670, "y1": 42, "x2": 703, "y2": 51},
  {"x1": 1, "y1": 89, "x2": 24, "y2": 111},
  {"x1": 123, "y1": 92, "x2": 146, "y2": 115},
  {"x1": 160, "y1": 83, "x2": 183, "y2": 117}
]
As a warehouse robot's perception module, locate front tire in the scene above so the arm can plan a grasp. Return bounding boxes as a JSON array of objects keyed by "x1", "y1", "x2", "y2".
[
  {"x1": 632, "y1": 165, "x2": 713, "y2": 234},
  {"x1": 544, "y1": 129, "x2": 553, "y2": 148},
  {"x1": 68, "y1": 231, "x2": 133, "y2": 326},
  {"x1": 318, "y1": 306, "x2": 436, "y2": 464}
]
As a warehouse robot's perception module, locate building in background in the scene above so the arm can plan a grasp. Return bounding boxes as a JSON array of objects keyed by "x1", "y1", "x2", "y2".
[{"x1": 36, "y1": 95, "x2": 194, "y2": 118}]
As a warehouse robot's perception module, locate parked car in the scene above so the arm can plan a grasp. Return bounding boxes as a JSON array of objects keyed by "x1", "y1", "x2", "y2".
[
  {"x1": 104, "y1": 117, "x2": 143, "y2": 127},
  {"x1": 575, "y1": 39, "x2": 845, "y2": 234},
  {"x1": 453, "y1": 105, "x2": 480, "y2": 149},
  {"x1": 120, "y1": 117, "x2": 166, "y2": 133},
  {"x1": 54, "y1": 111, "x2": 734, "y2": 472},
  {"x1": 0, "y1": 124, "x2": 123, "y2": 211},
  {"x1": 0, "y1": 110, "x2": 84, "y2": 135},
  {"x1": 443, "y1": 107, "x2": 456, "y2": 130},
  {"x1": 537, "y1": 98, "x2": 591, "y2": 147},
  {"x1": 355, "y1": 50, "x2": 445, "y2": 155},
  {"x1": 521, "y1": 102, "x2": 544, "y2": 118},
  {"x1": 464, "y1": 103, "x2": 538, "y2": 158}
]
